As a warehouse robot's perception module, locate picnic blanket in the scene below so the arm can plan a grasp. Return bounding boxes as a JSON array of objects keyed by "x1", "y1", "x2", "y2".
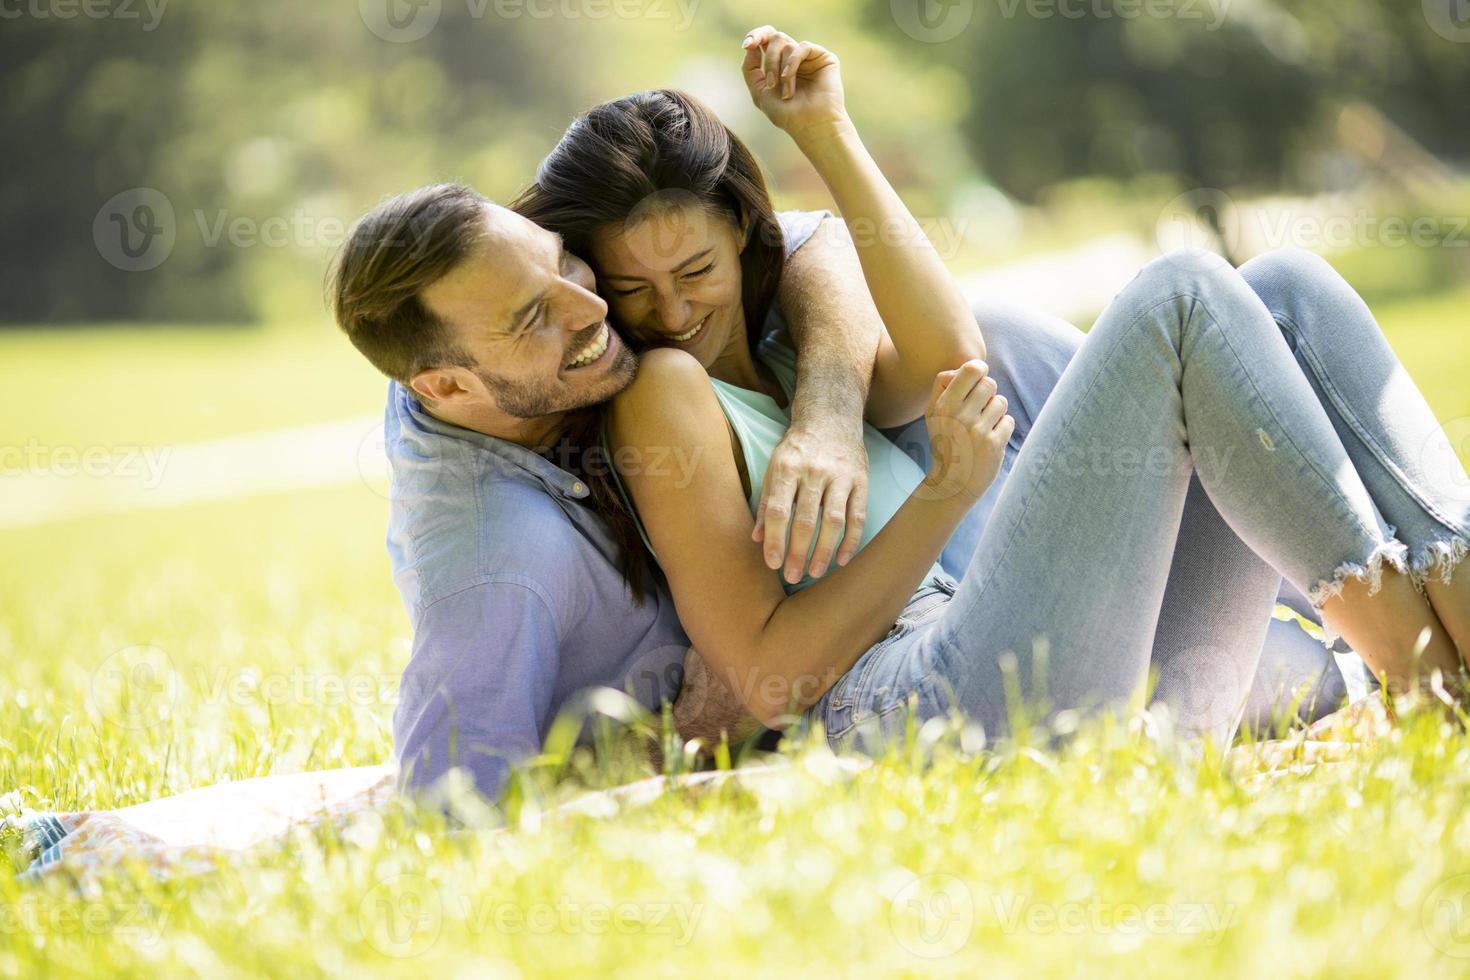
[
  {"x1": 7, "y1": 706, "x2": 1385, "y2": 887},
  {"x1": 4, "y1": 764, "x2": 398, "y2": 883},
  {"x1": 2, "y1": 758, "x2": 881, "y2": 885}
]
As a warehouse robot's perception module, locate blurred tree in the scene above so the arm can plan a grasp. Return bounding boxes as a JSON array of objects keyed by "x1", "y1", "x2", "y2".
[{"x1": 879, "y1": 0, "x2": 1470, "y2": 201}]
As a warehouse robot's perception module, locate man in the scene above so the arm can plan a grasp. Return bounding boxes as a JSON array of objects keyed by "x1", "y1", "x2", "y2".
[{"x1": 332, "y1": 182, "x2": 1357, "y2": 803}]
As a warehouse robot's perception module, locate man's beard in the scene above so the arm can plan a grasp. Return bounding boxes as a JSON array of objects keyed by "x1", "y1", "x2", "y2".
[{"x1": 477, "y1": 344, "x2": 637, "y2": 420}]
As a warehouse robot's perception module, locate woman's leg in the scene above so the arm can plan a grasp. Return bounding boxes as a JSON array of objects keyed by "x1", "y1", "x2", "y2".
[
  {"x1": 903, "y1": 250, "x2": 1455, "y2": 740},
  {"x1": 887, "y1": 293, "x2": 1365, "y2": 740},
  {"x1": 884, "y1": 296, "x2": 1090, "y2": 580},
  {"x1": 1146, "y1": 476, "x2": 1280, "y2": 742},
  {"x1": 1242, "y1": 619, "x2": 1359, "y2": 734},
  {"x1": 1238, "y1": 248, "x2": 1470, "y2": 655}
]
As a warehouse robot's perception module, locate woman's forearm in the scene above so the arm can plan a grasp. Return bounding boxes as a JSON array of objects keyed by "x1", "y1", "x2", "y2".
[
  {"x1": 792, "y1": 118, "x2": 984, "y2": 365},
  {"x1": 738, "y1": 487, "x2": 972, "y2": 725}
]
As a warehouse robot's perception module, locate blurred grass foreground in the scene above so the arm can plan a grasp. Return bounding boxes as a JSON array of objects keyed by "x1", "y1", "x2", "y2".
[{"x1": 4, "y1": 0, "x2": 1470, "y2": 975}]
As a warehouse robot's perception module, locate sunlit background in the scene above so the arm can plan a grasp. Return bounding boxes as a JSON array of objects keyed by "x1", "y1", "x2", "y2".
[{"x1": 4, "y1": 0, "x2": 1468, "y2": 464}]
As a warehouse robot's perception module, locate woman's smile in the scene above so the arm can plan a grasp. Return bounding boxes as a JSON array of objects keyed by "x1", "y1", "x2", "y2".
[{"x1": 663, "y1": 312, "x2": 712, "y2": 347}]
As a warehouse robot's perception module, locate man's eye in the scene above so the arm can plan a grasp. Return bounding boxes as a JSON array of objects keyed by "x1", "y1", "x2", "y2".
[
  {"x1": 682, "y1": 264, "x2": 714, "y2": 279},
  {"x1": 610, "y1": 285, "x2": 644, "y2": 298}
]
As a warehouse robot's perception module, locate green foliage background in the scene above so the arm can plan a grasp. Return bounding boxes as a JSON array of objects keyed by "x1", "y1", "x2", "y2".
[{"x1": 5, "y1": 0, "x2": 1468, "y2": 324}]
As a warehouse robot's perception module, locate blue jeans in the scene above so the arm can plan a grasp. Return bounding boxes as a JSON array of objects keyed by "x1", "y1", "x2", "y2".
[{"x1": 820, "y1": 248, "x2": 1470, "y2": 746}]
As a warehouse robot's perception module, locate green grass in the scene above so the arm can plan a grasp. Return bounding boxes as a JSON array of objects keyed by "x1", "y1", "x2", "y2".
[
  {"x1": 0, "y1": 321, "x2": 385, "y2": 452},
  {"x1": 2, "y1": 286, "x2": 1470, "y2": 976}
]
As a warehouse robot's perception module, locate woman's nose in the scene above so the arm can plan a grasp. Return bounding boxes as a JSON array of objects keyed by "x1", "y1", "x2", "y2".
[{"x1": 653, "y1": 289, "x2": 690, "y2": 332}]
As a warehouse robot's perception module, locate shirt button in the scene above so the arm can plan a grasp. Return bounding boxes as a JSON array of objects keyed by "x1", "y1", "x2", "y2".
[{"x1": 571, "y1": 482, "x2": 586, "y2": 495}]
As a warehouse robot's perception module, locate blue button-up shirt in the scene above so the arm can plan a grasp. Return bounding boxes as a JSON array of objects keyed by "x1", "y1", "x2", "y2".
[
  {"x1": 385, "y1": 389, "x2": 690, "y2": 799},
  {"x1": 386, "y1": 209, "x2": 831, "y2": 801}
]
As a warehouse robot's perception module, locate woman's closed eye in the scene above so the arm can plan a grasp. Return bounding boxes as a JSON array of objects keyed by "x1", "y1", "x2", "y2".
[{"x1": 609, "y1": 265, "x2": 713, "y2": 298}]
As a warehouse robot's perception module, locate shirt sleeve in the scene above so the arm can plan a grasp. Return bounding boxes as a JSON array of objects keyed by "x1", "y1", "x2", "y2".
[
  {"x1": 759, "y1": 209, "x2": 835, "y2": 351},
  {"x1": 776, "y1": 208, "x2": 834, "y2": 259},
  {"x1": 392, "y1": 579, "x2": 562, "y2": 805}
]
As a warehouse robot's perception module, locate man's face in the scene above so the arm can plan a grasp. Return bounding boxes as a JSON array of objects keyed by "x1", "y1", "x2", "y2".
[{"x1": 420, "y1": 204, "x2": 636, "y2": 419}]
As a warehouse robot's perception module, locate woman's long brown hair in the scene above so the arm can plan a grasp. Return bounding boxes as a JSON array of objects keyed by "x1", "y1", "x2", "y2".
[{"x1": 514, "y1": 90, "x2": 787, "y2": 598}]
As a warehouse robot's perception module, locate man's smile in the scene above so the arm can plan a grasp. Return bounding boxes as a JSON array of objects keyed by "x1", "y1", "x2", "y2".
[{"x1": 563, "y1": 322, "x2": 613, "y2": 370}]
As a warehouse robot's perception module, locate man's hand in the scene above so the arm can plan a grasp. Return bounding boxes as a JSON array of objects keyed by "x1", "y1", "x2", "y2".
[
  {"x1": 754, "y1": 420, "x2": 870, "y2": 584},
  {"x1": 671, "y1": 647, "x2": 767, "y2": 754}
]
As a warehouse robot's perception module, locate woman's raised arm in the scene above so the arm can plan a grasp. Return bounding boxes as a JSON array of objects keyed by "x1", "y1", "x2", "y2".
[{"x1": 741, "y1": 26, "x2": 986, "y2": 422}]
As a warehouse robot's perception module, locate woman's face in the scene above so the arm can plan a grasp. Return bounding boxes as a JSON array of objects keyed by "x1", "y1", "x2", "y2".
[{"x1": 586, "y1": 201, "x2": 745, "y2": 369}]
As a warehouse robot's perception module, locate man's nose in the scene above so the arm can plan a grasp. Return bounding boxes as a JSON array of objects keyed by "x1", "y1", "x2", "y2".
[{"x1": 563, "y1": 279, "x2": 607, "y2": 325}]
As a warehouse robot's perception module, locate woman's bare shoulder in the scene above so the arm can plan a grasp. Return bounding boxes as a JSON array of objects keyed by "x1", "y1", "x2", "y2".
[{"x1": 608, "y1": 347, "x2": 724, "y2": 442}]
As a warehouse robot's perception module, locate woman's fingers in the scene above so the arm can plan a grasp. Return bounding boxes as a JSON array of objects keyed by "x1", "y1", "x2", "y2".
[
  {"x1": 743, "y1": 24, "x2": 778, "y2": 49},
  {"x1": 741, "y1": 26, "x2": 778, "y2": 96},
  {"x1": 976, "y1": 393, "x2": 1008, "y2": 431},
  {"x1": 742, "y1": 25, "x2": 809, "y2": 98},
  {"x1": 764, "y1": 33, "x2": 796, "y2": 94},
  {"x1": 935, "y1": 359, "x2": 988, "y2": 416},
  {"x1": 781, "y1": 41, "x2": 813, "y2": 99},
  {"x1": 741, "y1": 33, "x2": 765, "y2": 91}
]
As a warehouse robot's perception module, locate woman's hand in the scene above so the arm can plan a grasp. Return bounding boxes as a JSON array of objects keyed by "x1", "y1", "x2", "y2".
[
  {"x1": 755, "y1": 420, "x2": 871, "y2": 584},
  {"x1": 919, "y1": 360, "x2": 1014, "y2": 503},
  {"x1": 741, "y1": 26, "x2": 848, "y2": 138}
]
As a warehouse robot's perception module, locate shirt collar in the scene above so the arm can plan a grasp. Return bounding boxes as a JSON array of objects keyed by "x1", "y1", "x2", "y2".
[{"x1": 388, "y1": 382, "x2": 591, "y2": 502}]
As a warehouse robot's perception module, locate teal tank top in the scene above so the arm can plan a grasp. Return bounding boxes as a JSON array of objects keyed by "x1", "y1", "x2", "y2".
[{"x1": 610, "y1": 339, "x2": 949, "y2": 596}]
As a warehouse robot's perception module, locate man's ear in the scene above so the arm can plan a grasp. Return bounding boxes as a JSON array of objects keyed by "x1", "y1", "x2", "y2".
[{"x1": 408, "y1": 366, "x2": 476, "y2": 405}]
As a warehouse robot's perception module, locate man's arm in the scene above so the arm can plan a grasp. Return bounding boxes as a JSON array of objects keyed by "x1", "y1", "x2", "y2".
[
  {"x1": 757, "y1": 214, "x2": 880, "y2": 585},
  {"x1": 394, "y1": 581, "x2": 561, "y2": 805},
  {"x1": 670, "y1": 647, "x2": 768, "y2": 756}
]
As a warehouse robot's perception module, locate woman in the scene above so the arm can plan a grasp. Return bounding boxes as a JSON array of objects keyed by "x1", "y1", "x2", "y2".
[{"x1": 536, "y1": 28, "x2": 1470, "y2": 744}]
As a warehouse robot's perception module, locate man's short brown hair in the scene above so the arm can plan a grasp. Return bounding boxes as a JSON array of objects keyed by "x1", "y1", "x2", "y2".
[{"x1": 329, "y1": 182, "x2": 490, "y2": 384}]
